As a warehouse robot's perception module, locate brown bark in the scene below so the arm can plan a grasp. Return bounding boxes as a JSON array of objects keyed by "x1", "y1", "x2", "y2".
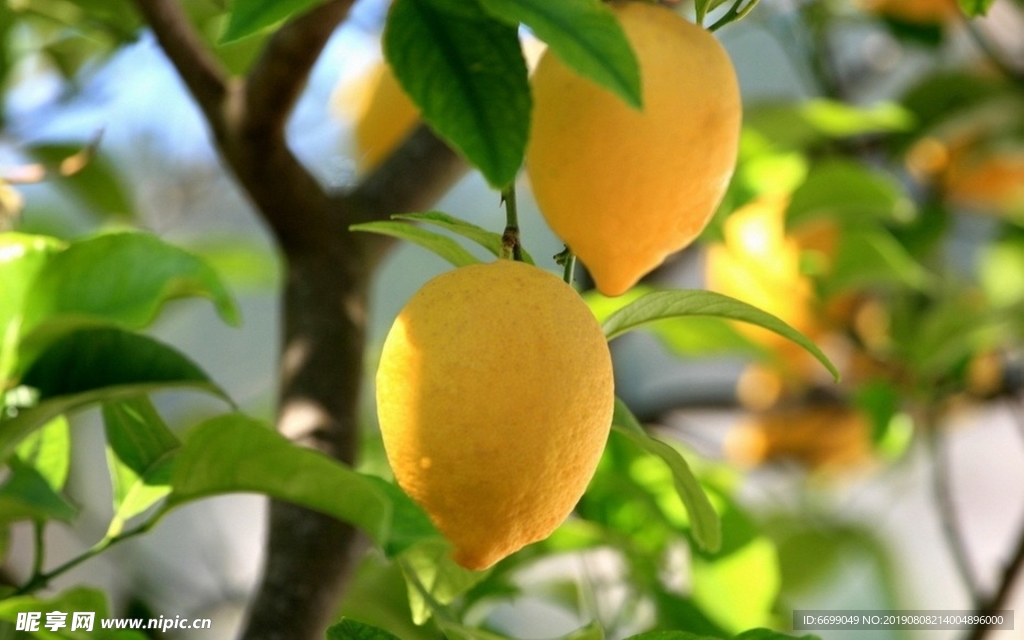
[{"x1": 129, "y1": 1, "x2": 466, "y2": 638}]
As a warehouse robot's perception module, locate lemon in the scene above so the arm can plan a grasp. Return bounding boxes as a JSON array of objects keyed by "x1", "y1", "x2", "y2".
[
  {"x1": 705, "y1": 196, "x2": 819, "y2": 370},
  {"x1": 526, "y1": 1, "x2": 741, "y2": 296},
  {"x1": 333, "y1": 62, "x2": 420, "y2": 173},
  {"x1": 859, "y1": 0, "x2": 958, "y2": 24},
  {"x1": 376, "y1": 259, "x2": 615, "y2": 570}
]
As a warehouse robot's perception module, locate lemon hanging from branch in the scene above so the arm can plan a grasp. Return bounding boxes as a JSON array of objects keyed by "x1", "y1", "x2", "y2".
[
  {"x1": 526, "y1": 1, "x2": 742, "y2": 296},
  {"x1": 376, "y1": 260, "x2": 615, "y2": 570}
]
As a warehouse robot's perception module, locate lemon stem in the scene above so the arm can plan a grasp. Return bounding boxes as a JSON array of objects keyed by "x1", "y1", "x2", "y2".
[
  {"x1": 708, "y1": 0, "x2": 760, "y2": 31},
  {"x1": 500, "y1": 184, "x2": 523, "y2": 261},
  {"x1": 555, "y1": 246, "x2": 577, "y2": 285}
]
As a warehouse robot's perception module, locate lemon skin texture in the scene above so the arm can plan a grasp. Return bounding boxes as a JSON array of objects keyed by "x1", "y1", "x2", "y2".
[
  {"x1": 376, "y1": 260, "x2": 615, "y2": 570},
  {"x1": 526, "y1": 1, "x2": 741, "y2": 297}
]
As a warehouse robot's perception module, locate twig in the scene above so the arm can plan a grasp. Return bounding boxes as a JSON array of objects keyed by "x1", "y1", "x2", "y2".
[
  {"x1": 8, "y1": 521, "x2": 155, "y2": 599},
  {"x1": 244, "y1": 0, "x2": 356, "y2": 139},
  {"x1": 927, "y1": 419, "x2": 982, "y2": 607},
  {"x1": 960, "y1": 16, "x2": 1024, "y2": 88},
  {"x1": 500, "y1": 184, "x2": 523, "y2": 261},
  {"x1": 964, "y1": 520, "x2": 1024, "y2": 640},
  {"x1": 708, "y1": 0, "x2": 761, "y2": 32},
  {"x1": 129, "y1": 0, "x2": 228, "y2": 129}
]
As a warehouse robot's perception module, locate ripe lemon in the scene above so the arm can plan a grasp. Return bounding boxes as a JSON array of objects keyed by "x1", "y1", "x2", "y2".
[
  {"x1": 724, "y1": 405, "x2": 872, "y2": 471},
  {"x1": 704, "y1": 196, "x2": 821, "y2": 376},
  {"x1": 859, "y1": 0, "x2": 958, "y2": 24},
  {"x1": 376, "y1": 259, "x2": 615, "y2": 570},
  {"x1": 526, "y1": 1, "x2": 741, "y2": 297},
  {"x1": 333, "y1": 62, "x2": 420, "y2": 173}
]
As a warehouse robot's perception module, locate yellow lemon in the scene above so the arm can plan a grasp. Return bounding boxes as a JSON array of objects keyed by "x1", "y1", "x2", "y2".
[
  {"x1": 526, "y1": 1, "x2": 741, "y2": 296},
  {"x1": 376, "y1": 259, "x2": 615, "y2": 570},
  {"x1": 724, "y1": 405, "x2": 873, "y2": 471},
  {"x1": 860, "y1": 0, "x2": 958, "y2": 24},
  {"x1": 705, "y1": 196, "x2": 821, "y2": 376},
  {"x1": 333, "y1": 62, "x2": 420, "y2": 173}
]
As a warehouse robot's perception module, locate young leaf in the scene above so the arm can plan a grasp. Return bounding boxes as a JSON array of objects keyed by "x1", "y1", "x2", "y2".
[
  {"x1": 957, "y1": 0, "x2": 996, "y2": 16},
  {"x1": 0, "y1": 459, "x2": 77, "y2": 523},
  {"x1": 601, "y1": 290, "x2": 839, "y2": 381},
  {"x1": 0, "y1": 233, "x2": 65, "y2": 382},
  {"x1": 14, "y1": 415, "x2": 70, "y2": 491},
  {"x1": 0, "y1": 328, "x2": 227, "y2": 461},
  {"x1": 611, "y1": 397, "x2": 721, "y2": 553},
  {"x1": 476, "y1": 0, "x2": 641, "y2": 108},
  {"x1": 399, "y1": 538, "x2": 489, "y2": 624},
  {"x1": 362, "y1": 475, "x2": 440, "y2": 557},
  {"x1": 327, "y1": 618, "x2": 404, "y2": 640},
  {"x1": 786, "y1": 159, "x2": 913, "y2": 228},
  {"x1": 20, "y1": 231, "x2": 240, "y2": 341},
  {"x1": 692, "y1": 535, "x2": 780, "y2": 633},
  {"x1": 384, "y1": 0, "x2": 530, "y2": 188},
  {"x1": 824, "y1": 228, "x2": 933, "y2": 295},
  {"x1": 392, "y1": 211, "x2": 536, "y2": 265},
  {"x1": 221, "y1": 0, "x2": 323, "y2": 43},
  {"x1": 168, "y1": 414, "x2": 391, "y2": 545},
  {"x1": 350, "y1": 220, "x2": 481, "y2": 268},
  {"x1": 102, "y1": 397, "x2": 180, "y2": 531}
]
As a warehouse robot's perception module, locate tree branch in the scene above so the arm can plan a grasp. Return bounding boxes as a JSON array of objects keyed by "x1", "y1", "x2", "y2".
[
  {"x1": 244, "y1": 0, "x2": 356, "y2": 140},
  {"x1": 964, "y1": 519, "x2": 1024, "y2": 640},
  {"x1": 130, "y1": 0, "x2": 228, "y2": 130},
  {"x1": 347, "y1": 124, "x2": 467, "y2": 223},
  {"x1": 927, "y1": 419, "x2": 982, "y2": 606},
  {"x1": 130, "y1": 3, "x2": 468, "y2": 640}
]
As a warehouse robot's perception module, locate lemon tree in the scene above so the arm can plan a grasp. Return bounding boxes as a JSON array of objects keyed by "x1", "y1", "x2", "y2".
[{"x1": 3, "y1": 2, "x2": 1024, "y2": 640}]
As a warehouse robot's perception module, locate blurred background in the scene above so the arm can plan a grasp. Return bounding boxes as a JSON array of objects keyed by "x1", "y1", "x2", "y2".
[{"x1": 2, "y1": 0, "x2": 1024, "y2": 638}]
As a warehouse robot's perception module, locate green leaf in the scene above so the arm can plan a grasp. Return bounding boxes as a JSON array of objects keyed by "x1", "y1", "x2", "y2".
[
  {"x1": 0, "y1": 586, "x2": 147, "y2": 639},
  {"x1": 824, "y1": 228, "x2": 933, "y2": 295},
  {"x1": 392, "y1": 211, "x2": 535, "y2": 265},
  {"x1": 799, "y1": 99, "x2": 914, "y2": 138},
  {"x1": 693, "y1": 0, "x2": 733, "y2": 24},
  {"x1": 0, "y1": 459, "x2": 77, "y2": 523},
  {"x1": 585, "y1": 288, "x2": 763, "y2": 358},
  {"x1": 601, "y1": 290, "x2": 839, "y2": 381},
  {"x1": 476, "y1": 0, "x2": 640, "y2": 108},
  {"x1": 362, "y1": 475, "x2": 440, "y2": 557},
  {"x1": 399, "y1": 538, "x2": 489, "y2": 624},
  {"x1": 0, "y1": 233, "x2": 65, "y2": 382},
  {"x1": 786, "y1": 159, "x2": 915, "y2": 227},
  {"x1": 15, "y1": 416, "x2": 70, "y2": 491},
  {"x1": 20, "y1": 231, "x2": 240, "y2": 344},
  {"x1": 221, "y1": 0, "x2": 324, "y2": 43},
  {"x1": 102, "y1": 397, "x2": 180, "y2": 532},
  {"x1": 611, "y1": 398, "x2": 720, "y2": 553},
  {"x1": 327, "y1": 618, "x2": 404, "y2": 640},
  {"x1": 20, "y1": 328, "x2": 220, "y2": 401},
  {"x1": 692, "y1": 536, "x2": 780, "y2": 633},
  {"x1": 27, "y1": 143, "x2": 135, "y2": 219},
  {"x1": 350, "y1": 221, "x2": 481, "y2": 268},
  {"x1": 957, "y1": 0, "x2": 996, "y2": 16},
  {"x1": 167, "y1": 414, "x2": 391, "y2": 545},
  {"x1": 384, "y1": 0, "x2": 530, "y2": 187},
  {"x1": 0, "y1": 328, "x2": 226, "y2": 461}
]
